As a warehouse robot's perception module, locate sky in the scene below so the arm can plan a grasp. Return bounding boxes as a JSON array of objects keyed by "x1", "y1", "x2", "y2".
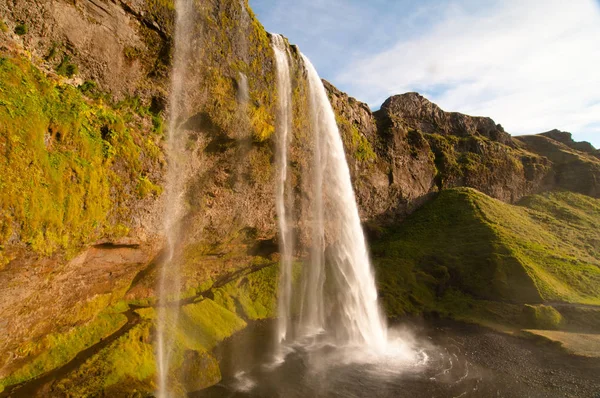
[{"x1": 250, "y1": 0, "x2": 600, "y2": 148}]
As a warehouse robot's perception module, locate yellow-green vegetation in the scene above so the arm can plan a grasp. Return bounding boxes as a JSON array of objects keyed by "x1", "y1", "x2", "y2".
[
  {"x1": 249, "y1": 146, "x2": 273, "y2": 184},
  {"x1": 213, "y1": 259, "x2": 280, "y2": 320},
  {"x1": 372, "y1": 188, "x2": 600, "y2": 323},
  {"x1": 335, "y1": 115, "x2": 376, "y2": 163},
  {"x1": 0, "y1": 21, "x2": 8, "y2": 33},
  {"x1": 178, "y1": 299, "x2": 247, "y2": 350},
  {"x1": 26, "y1": 261, "x2": 282, "y2": 395},
  {"x1": 521, "y1": 330, "x2": 600, "y2": 358},
  {"x1": 522, "y1": 304, "x2": 563, "y2": 330},
  {"x1": 53, "y1": 318, "x2": 156, "y2": 396},
  {"x1": 244, "y1": 3, "x2": 277, "y2": 142},
  {"x1": 249, "y1": 103, "x2": 275, "y2": 142},
  {"x1": 0, "y1": 53, "x2": 163, "y2": 261},
  {"x1": 0, "y1": 312, "x2": 127, "y2": 390},
  {"x1": 137, "y1": 175, "x2": 163, "y2": 198},
  {"x1": 55, "y1": 55, "x2": 78, "y2": 78},
  {"x1": 199, "y1": 1, "x2": 276, "y2": 144}
]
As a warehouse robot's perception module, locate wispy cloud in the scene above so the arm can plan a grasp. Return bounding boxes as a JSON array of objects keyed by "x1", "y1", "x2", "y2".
[
  {"x1": 336, "y1": 0, "x2": 600, "y2": 145},
  {"x1": 251, "y1": 0, "x2": 600, "y2": 147}
]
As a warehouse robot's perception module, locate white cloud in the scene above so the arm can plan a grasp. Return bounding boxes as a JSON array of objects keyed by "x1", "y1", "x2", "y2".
[{"x1": 337, "y1": 0, "x2": 600, "y2": 146}]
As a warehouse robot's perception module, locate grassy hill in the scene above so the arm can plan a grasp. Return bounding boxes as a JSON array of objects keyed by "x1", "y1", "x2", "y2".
[{"x1": 372, "y1": 188, "x2": 600, "y2": 326}]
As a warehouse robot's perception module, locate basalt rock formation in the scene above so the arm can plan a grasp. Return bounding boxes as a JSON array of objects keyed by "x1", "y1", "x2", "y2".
[{"x1": 0, "y1": 0, "x2": 599, "y2": 395}]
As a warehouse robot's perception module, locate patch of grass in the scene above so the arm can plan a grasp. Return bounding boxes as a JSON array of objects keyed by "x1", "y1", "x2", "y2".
[
  {"x1": 137, "y1": 175, "x2": 163, "y2": 198},
  {"x1": 50, "y1": 269, "x2": 271, "y2": 395},
  {"x1": 123, "y1": 46, "x2": 142, "y2": 61},
  {"x1": 53, "y1": 318, "x2": 156, "y2": 396},
  {"x1": 248, "y1": 146, "x2": 273, "y2": 184},
  {"x1": 373, "y1": 188, "x2": 600, "y2": 321},
  {"x1": 55, "y1": 55, "x2": 78, "y2": 78},
  {"x1": 0, "y1": 21, "x2": 8, "y2": 33},
  {"x1": 14, "y1": 24, "x2": 27, "y2": 36},
  {"x1": 335, "y1": 115, "x2": 376, "y2": 163},
  {"x1": 178, "y1": 299, "x2": 247, "y2": 351},
  {"x1": 249, "y1": 103, "x2": 275, "y2": 142}
]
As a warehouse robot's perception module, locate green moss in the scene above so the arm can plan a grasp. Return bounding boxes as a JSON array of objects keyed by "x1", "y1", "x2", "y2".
[
  {"x1": 522, "y1": 304, "x2": 563, "y2": 330},
  {"x1": 212, "y1": 260, "x2": 280, "y2": 320},
  {"x1": 0, "y1": 53, "x2": 163, "y2": 260},
  {"x1": 335, "y1": 115, "x2": 376, "y2": 163},
  {"x1": 53, "y1": 318, "x2": 155, "y2": 396},
  {"x1": 14, "y1": 24, "x2": 27, "y2": 36},
  {"x1": 178, "y1": 299, "x2": 247, "y2": 351},
  {"x1": 249, "y1": 103, "x2": 275, "y2": 142},
  {"x1": 53, "y1": 298, "x2": 245, "y2": 395},
  {"x1": 0, "y1": 21, "x2": 8, "y2": 33},
  {"x1": 123, "y1": 46, "x2": 142, "y2": 61},
  {"x1": 137, "y1": 175, "x2": 163, "y2": 198},
  {"x1": 0, "y1": 312, "x2": 127, "y2": 389},
  {"x1": 55, "y1": 55, "x2": 78, "y2": 78},
  {"x1": 435, "y1": 289, "x2": 525, "y2": 331}
]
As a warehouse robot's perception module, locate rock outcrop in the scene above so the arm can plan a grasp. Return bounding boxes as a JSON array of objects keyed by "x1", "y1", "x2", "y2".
[
  {"x1": 378, "y1": 93, "x2": 512, "y2": 144},
  {"x1": 516, "y1": 133, "x2": 600, "y2": 198},
  {"x1": 540, "y1": 129, "x2": 600, "y2": 159}
]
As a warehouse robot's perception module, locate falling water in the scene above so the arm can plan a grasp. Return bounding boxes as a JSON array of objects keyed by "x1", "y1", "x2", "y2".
[
  {"x1": 272, "y1": 34, "x2": 294, "y2": 347},
  {"x1": 297, "y1": 54, "x2": 387, "y2": 351},
  {"x1": 156, "y1": 0, "x2": 193, "y2": 396},
  {"x1": 237, "y1": 72, "x2": 249, "y2": 104}
]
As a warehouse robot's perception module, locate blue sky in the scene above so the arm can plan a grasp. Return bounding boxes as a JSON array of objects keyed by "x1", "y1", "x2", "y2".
[{"x1": 250, "y1": 0, "x2": 600, "y2": 148}]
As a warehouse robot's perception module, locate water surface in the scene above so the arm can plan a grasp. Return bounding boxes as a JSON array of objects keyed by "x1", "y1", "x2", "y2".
[{"x1": 198, "y1": 318, "x2": 600, "y2": 398}]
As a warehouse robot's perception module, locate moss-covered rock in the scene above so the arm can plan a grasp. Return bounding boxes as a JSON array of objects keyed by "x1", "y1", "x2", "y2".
[
  {"x1": 0, "y1": 53, "x2": 164, "y2": 262},
  {"x1": 522, "y1": 304, "x2": 563, "y2": 330}
]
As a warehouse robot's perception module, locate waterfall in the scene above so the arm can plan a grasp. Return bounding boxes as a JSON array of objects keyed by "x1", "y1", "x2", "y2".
[
  {"x1": 274, "y1": 49, "x2": 388, "y2": 354},
  {"x1": 300, "y1": 54, "x2": 388, "y2": 350},
  {"x1": 156, "y1": 0, "x2": 193, "y2": 396},
  {"x1": 272, "y1": 34, "x2": 294, "y2": 347}
]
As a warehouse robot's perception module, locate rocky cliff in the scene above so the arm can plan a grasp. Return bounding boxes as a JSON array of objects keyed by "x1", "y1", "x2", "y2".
[{"x1": 0, "y1": 0, "x2": 599, "y2": 395}]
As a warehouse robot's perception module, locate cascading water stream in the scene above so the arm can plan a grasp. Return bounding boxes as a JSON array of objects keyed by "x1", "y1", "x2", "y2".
[
  {"x1": 156, "y1": 0, "x2": 193, "y2": 396},
  {"x1": 299, "y1": 54, "x2": 388, "y2": 351},
  {"x1": 273, "y1": 46, "x2": 388, "y2": 357},
  {"x1": 272, "y1": 34, "x2": 294, "y2": 347}
]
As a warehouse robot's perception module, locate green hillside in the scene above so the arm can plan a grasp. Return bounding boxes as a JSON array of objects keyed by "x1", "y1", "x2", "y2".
[{"x1": 373, "y1": 188, "x2": 600, "y2": 321}]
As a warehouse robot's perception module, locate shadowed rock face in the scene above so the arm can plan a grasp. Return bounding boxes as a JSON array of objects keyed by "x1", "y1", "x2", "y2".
[{"x1": 515, "y1": 133, "x2": 600, "y2": 198}]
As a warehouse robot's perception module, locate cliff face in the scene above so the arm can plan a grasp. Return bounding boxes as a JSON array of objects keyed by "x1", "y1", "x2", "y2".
[
  {"x1": 515, "y1": 132, "x2": 600, "y2": 197},
  {"x1": 1, "y1": 0, "x2": 599, "y2": 395}
]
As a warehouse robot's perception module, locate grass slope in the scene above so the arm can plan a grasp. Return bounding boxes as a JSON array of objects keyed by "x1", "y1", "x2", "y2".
[{"x1": 373, "y1": 188, "x2": 600, "y2": 321}]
